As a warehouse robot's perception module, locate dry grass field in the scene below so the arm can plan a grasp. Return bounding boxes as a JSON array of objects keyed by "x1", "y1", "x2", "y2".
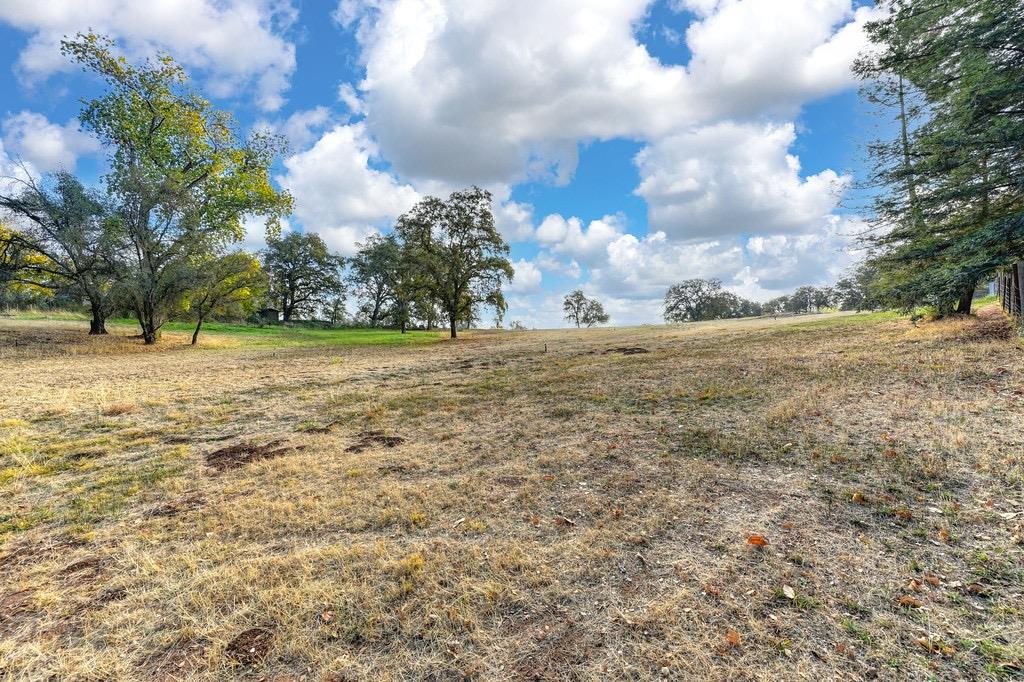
[{"x1": 0, "y1": 306, "x2": 1022, "y2": 680}]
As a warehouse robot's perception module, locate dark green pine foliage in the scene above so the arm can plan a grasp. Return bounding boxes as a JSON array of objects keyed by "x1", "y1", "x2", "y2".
[{"x1": 856, "y1": 0, "x2": 1024, "y2": 315}]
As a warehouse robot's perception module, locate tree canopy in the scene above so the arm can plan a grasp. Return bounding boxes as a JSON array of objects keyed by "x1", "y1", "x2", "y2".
[
  {"x1": 62, "y1": 33, "x2": 292, "y2": 343},
  {"x1": 262, "y1": 232, "x2": 345, "y2": 322},
  {"x1": 394, "y1": 187, "x2": 512, "y2": 338},
  {"x1": 0, "y1": 172, "x2": 116, "y2": 333},
  {"x1": 562, "y1": 289, "x2": 610, "y2": 328},
  {"x1": 856, "y1": 0, "x2": 1024, "y2": 315}
]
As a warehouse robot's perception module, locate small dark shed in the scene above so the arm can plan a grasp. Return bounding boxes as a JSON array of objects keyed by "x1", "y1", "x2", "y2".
[{"x1": 259, "y1": 307, "x2": 280, "y2": 324}]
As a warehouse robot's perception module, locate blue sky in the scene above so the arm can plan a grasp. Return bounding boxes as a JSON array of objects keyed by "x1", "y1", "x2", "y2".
[{"x1": 0, "y1": 0, "x2": 884, "y2": 327}]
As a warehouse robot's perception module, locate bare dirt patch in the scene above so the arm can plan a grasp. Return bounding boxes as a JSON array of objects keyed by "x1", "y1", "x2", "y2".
[
  {"x1": 0, "y1": 589, "x2": 35, "y2": 623},
  {"x1": 605, "y1": 346, "x2": 650, "y2": 355},
  {"x1": 146, "y1": 492, "x2": 206, "y2": 518},
  {"x1": 58, "y1": 555, "x2": 107, "y2": 577},
  {"x1": 345, "y1": 430, "x2": 406, "y2": 453},
  {"x1": 225, "y1": 627, "x2": 275, "y2": 665},
  {"x1": 205, "y1": 440, "x2": 304, "y2": 473}
]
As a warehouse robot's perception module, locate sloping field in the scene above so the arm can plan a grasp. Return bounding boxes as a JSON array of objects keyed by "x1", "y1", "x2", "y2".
[{"x1": 0, "y1": 308, "x2": 1022, "y2": 680}]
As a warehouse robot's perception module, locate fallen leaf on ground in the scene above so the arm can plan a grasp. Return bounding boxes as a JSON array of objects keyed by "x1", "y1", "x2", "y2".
[
  {"x1": 747, "y1": 534, "x2": 769, "y2": 547},
  {"x1": 725, "y1": 630, "x2": 741, "y2": 647},
  {"x1": 782, "y1": 585, "x2": 796, "y2": 600},
  {"x1": 916, "y1": 637, "x2": 956, "y2": 655},
  {"x1": 899, "y1": 595, "x2": 923, "y2": 608}
]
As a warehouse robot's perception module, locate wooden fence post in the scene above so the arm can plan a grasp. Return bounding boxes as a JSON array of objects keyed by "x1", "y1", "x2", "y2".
[
  {"x1": 1017, "y1": 262, "x2": 1024, "y2": 318},
  {"x1": 999, "y1": 271, "x2": 1005, "y2": 311}
]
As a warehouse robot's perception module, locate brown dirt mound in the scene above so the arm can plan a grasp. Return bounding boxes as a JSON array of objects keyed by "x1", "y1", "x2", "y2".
[
  {"x1": 346, "y1": 430, "x2": 405, "y2": 453},
  {"x1": 0, "y1": 585, "x2": 35, "y2": 622},
  {"x1": 225, "y1": 627, "x2": 274, "y2": 665},
  {"x1": 59, "y1": 556, "x2": 106, "y2": 576},
  {"x1": 146, "y1": 492, "x2": 206, "y2": 518},
  {"x1": 206, "y1": 440, "x2": 304, "y2": 473},
  {"x1": 605, "y1": 346, "x2": 650, "y2": 355}
]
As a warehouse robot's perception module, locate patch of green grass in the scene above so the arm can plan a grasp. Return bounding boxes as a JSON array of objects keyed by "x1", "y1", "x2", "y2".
[
  {"x1": 972, "y1": 637, "x2": 1024, "y2": 675},
  {"x1": 64, "y1": 457, "x2": 184, "y2": 525},
  {"x1": 0, "y1": 507, "x2": 53, "y2": 543},
  {"x1": 842, "y1": 617, "x2": 874, "y2": 644},
  {"x1": 790, "y1": 310, "x2": 906, "y2": 330},
  {"x1": 109, "y1": 318, "x2": 447, "y2": 347}
]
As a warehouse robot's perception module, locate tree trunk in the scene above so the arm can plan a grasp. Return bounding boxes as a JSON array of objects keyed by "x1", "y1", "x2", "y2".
[
  {"x1": 192, "y1": 316, "x2": 204, "y2": 345},
  {"x1": 88, "y1": 301, "x2": 108, "y2": 335},
  {"x1": 370, "y1": 297, "x2": 382, "y2": 327},
  {"x1": 449, "y1": 315, "x2": 457, "y2": 339},
  {"x1": 140, "y1": 305, "x2": 160, "y2": 345},
  {"x1": 955, "y1": 283, "x2": 975, "y2": 315}
]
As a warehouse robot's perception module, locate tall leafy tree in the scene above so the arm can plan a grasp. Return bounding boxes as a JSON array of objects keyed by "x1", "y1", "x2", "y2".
[
  {"x1": 834, "y1": 262, "x2": 882, "y2": 311},
  {"x1": 385, "y1": 238, "x2": 426, "y2": 334},
  {"x1": 562, "y1": 289, "x2": 610, "y2": 328},
  {"x1": 663, "y1": 278, "x2": 763, "y2": 321},
  {"x1": 183, "y1": 252, "x2": 266, "y2": 345},
  {"x1": 63, "y1": 33, "x2": 291, "y2": 343},
  {"x1": 348, "y1": 233, "x2": 399, "y2": 327},
  {"x1": 856, "y1": 0, "x2": 1024, "y2": 315},
  {"x1": 663, "y1": 278, "x2": 724, "y2": 322},
  {"x1": 262, "y1": 232, "x2": 344, "y2": 322},
  {"x1": 394, "y1": 187, "x2": 513, "y2": 338},
  {"x1": 785, "y1": 286, "x2": 833, "y2": 314},
  {"x1": 0, "y1": 172, "x2": 116, "y2": 334}
]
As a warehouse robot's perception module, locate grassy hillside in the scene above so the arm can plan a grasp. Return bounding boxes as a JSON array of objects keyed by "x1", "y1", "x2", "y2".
[{"x1": 0, "y1": 306, "x2": 1021, "y2": 679}]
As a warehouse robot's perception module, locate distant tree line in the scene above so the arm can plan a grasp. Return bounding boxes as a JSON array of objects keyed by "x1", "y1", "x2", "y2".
[
  {"x1": 854, "y1": 0, "x2": 1023, "y2": 316},
  {"x1": 0, "y1": 34, "x2": 512, "y2": 343},
  {"x1": 661, "y1": 268, "x2": 878, "y2": 323}
]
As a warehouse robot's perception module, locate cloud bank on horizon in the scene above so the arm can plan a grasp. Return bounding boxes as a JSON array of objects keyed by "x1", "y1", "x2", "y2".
[{"x1": 0, "y1": 0, "x2": 882, "y2": 327}]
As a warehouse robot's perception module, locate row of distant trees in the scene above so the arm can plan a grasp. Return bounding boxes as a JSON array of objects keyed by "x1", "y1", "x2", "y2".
[
  {"x1": 262, "y1": 184, "x2": 513, "y2": 339},
  {"x1": 0, "y1": 33, "x2": 512, "y2": 343},
  {"x1": 663, "y1": 271, "x2": 877, "y2": 323},
  {"x1": 558, "y1": 268, "x2": 876, "y2": 328}
]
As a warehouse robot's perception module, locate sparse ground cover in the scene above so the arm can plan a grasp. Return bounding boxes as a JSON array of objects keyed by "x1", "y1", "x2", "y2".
[{"x1": 0, "y1": 306, "x2": 1022, "y2": 680}]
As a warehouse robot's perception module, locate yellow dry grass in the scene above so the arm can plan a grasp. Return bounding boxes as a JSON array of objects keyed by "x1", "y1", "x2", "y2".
[{"x1": 0, "y1": 307, "x2": 1022, "y2": 680}]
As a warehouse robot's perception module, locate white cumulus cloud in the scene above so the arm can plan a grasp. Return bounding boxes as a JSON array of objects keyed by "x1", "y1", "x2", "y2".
[
  {"x1": 1, "y1": 111, "x2": 100, "y2": 173},
  {"x1": 276, "y1": 123, "x2": 419, "y2": 255},
  {"x1": 535, "y1": 213, "x2": 627, "y2": 265},
  {"x1": 507, "y1": 258, "x2": 542, "y2": 294},
  {"x1": 0, "y1": 0, "x2": 298, "y2": 110},
  {"x1": 633, "y1": 121, "x2": 849, "y2": 239}
]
